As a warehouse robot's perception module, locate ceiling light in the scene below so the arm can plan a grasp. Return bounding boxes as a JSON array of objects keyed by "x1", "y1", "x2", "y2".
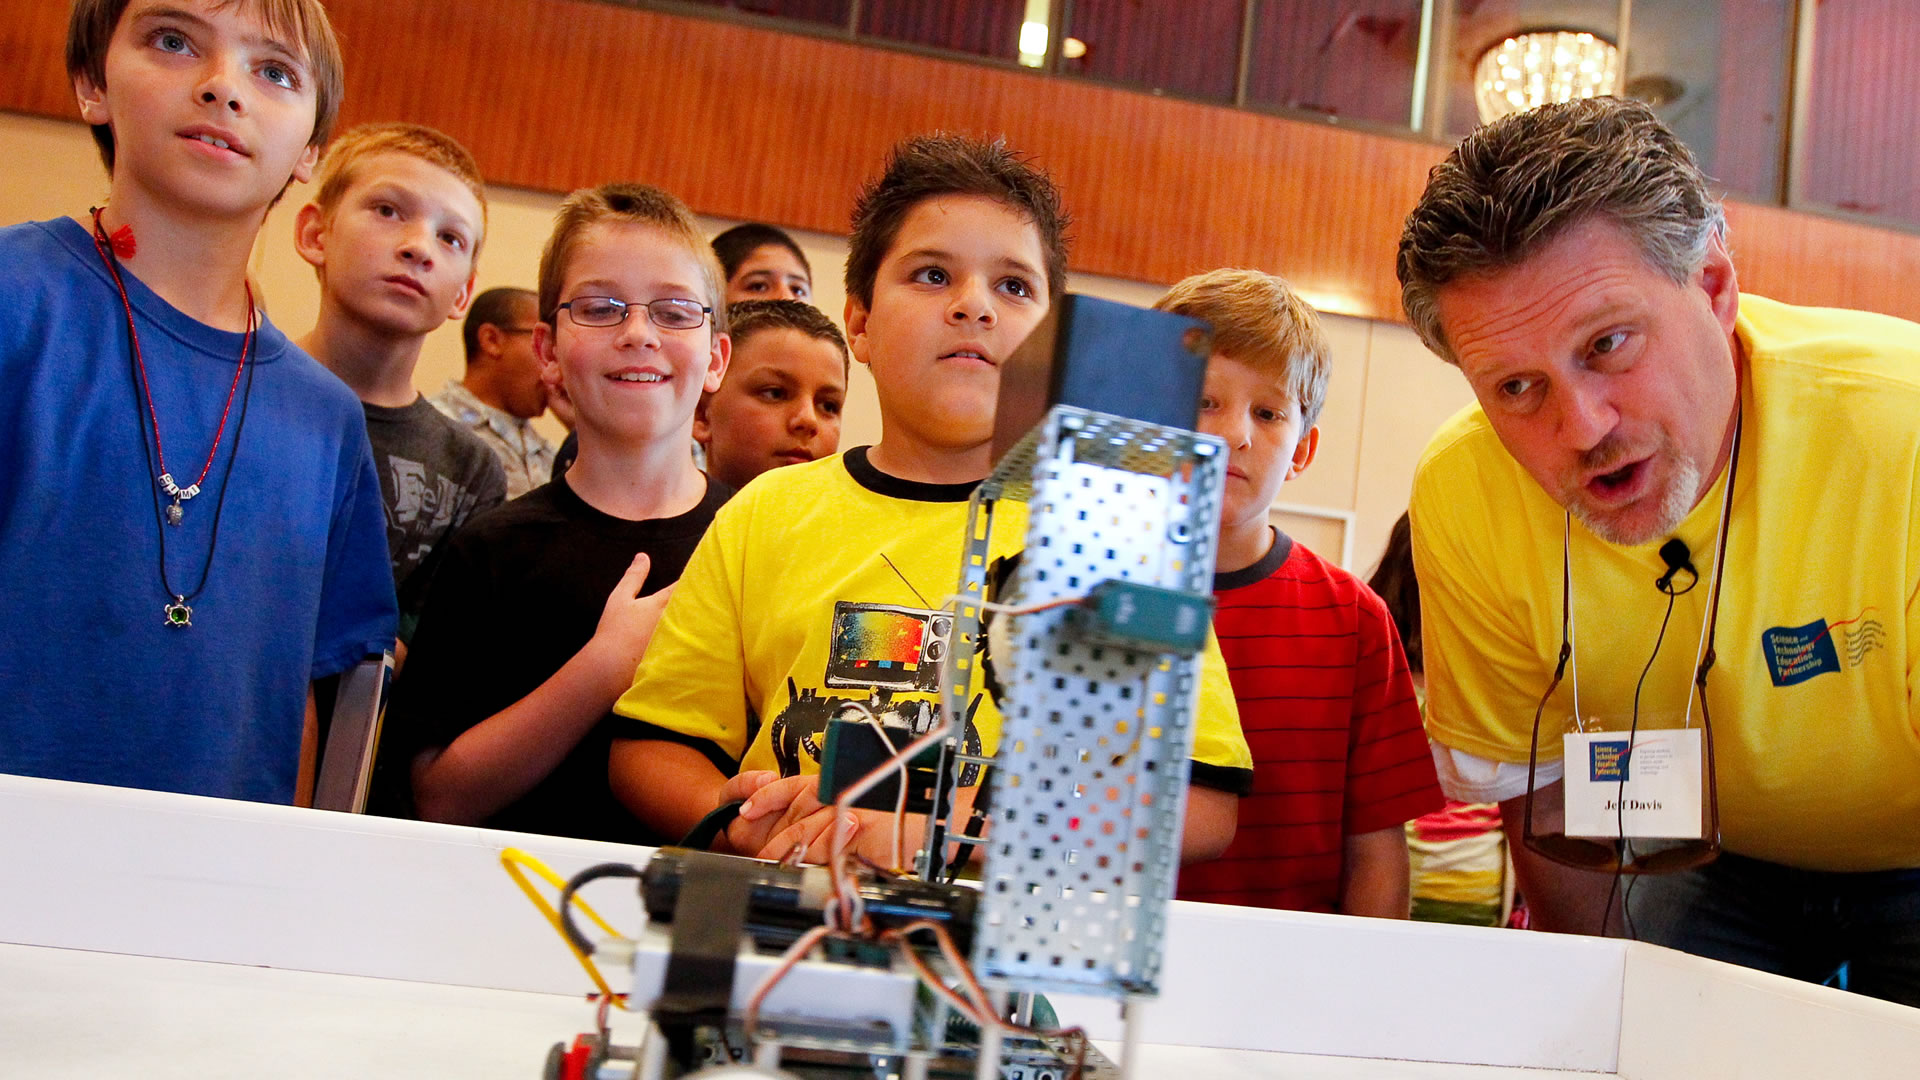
[{"x1": 1474, "y1": 31, "x2": 1619, "y2": 124}]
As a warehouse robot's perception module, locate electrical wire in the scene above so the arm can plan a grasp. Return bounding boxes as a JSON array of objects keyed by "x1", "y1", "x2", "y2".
[
  {"x1": 499, "y1": 848, "x2": 632, "y2": 1008},
  {"x1": 741, "y1": 923, "x2": 838, "y2": 1046},
  {"x1": 826, "y1": 721, "x2": 952, "y2": 932},
  {"x1": 1601, "y1": 588, "x2": 1679, "y2": 939},
  {"x1": 839, "y1": 698, "x2": 911, "y2": 872},
  {"x1": 884, "y1": 920, "x2": 1090, "y2": 1080},
  {"x1": 742, "y1": 588, "x2": 1090, "y2": 1076},
  {"x1": 943, "y1": 592, "x2": 1087, "y2": 618},
  {"x1": 558, "y1": 863, "x2": 646, "y2": 956}
]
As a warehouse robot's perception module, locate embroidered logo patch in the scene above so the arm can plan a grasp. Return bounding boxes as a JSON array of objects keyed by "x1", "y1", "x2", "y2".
[
  {"x1": 1762, "y1": 609, "x2": 1883, "y2": 687},
  {"x1": 1589, "y1": 739, "x2": 1632, "y2": 782}
]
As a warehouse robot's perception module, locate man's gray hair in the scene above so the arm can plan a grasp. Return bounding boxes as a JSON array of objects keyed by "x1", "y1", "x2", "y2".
[{"x1": 1396, "y1": 97, "x2": 1727, "y2": 364}]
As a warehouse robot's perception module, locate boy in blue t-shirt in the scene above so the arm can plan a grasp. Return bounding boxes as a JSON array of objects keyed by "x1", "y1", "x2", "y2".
[{"x1": 0, "y1": 0, "x2": 395, "y2": 805}]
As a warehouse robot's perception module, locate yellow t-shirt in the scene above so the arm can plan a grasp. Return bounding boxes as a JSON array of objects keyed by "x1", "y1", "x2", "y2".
[
  {"x1": 1412, "y1": 295, "x2": 1920, "y2": 872},
  {"x1": 613, "y1": 447, "x2": 1253, "y2": 789}
]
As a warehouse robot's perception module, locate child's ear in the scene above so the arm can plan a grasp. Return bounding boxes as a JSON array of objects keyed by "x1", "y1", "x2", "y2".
[
  {"x1": 692, "y1": 393, "x2": 713, "y2": 449},
  {"x1": 703, "y1": 331, "x2": 731, "y2": 395},
  {"x1": 843, "y1": 295, "x2": 871, "y2": 368},
  {"x1": 73, "y1": 72, "x2": 109, "y2": 127},
  {"x1": 1286, "y1": 424, "x2": 1321, "y2": 482},
  {"x1": 533, "y1": 322, "x2": 562, "y2": 388},
  {"x1": 290, "y1": 143, "x2": 320, "y2": 186},
  {"x1": 446, "y1": 272, "x2": 478, "y2": 323},
  {"x1": 292, "y1": 202, "x2": 328, "y2": 271}
]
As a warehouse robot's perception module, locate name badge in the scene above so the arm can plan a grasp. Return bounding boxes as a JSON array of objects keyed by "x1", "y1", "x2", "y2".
[{"x1": 1562, "y1": 728, "x2": 1703, "y2": 840}]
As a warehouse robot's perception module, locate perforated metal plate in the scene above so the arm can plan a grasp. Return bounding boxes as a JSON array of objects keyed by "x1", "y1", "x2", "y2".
[{"x1": 960, "y1": 407, "x2": 1224, "y2": 998}]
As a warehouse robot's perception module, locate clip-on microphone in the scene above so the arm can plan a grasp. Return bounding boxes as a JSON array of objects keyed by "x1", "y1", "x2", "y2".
[{"x1": 1655, "y1": 538, "x2": 1698, "y2": 595}]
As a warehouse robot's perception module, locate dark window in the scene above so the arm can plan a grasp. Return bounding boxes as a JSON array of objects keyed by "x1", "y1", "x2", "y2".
[
  {"x1": 860, "y1": 0, "x2": 1029, "y2": 62},
  {"x1": 1626, "y1": 0, "x2": 1792, "y2": 204},
  {"x1": 1061, "y1": 0, "x2": 1246, "y2": 103},
  {"x1": 674, "y1": 0, "x2": 852, "y2": 27},
  {"x1": 1803, "y1": 0, "x2": 1920, "y2": 225},
  {"x1": 1244, "y1": 1, "x2": 1426, "y2": 127}
]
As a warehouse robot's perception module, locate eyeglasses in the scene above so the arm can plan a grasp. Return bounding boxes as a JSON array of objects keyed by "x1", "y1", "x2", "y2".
[
  {"x1": 557, "y1": 296, "x2": 712, "y2": 330},
  {"x1": 1521, "y1": 413, "x2": 1742, "y2": 876}
]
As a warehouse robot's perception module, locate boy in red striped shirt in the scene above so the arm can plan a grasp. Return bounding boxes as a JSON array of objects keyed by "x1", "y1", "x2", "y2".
[{"x1": 1157, "y1": 270, "x2": 1443, "y2": 916}]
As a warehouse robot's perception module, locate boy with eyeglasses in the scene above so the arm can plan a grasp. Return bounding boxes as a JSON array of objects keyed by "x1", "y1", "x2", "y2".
[
  {"x1": 377, "y1": 183, "x2": 732, "y2": 841},
  {"x1": 0, "y1": 0, "x2": 394, "y2": 806},
  {"x1": 607, "y1": 135, "x2": 1253, "y2": 866}
]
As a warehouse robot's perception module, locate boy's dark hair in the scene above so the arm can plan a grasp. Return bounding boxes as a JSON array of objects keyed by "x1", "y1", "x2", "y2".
[
  {"x1": 462, "y1": 287, "x2": 536, "y2": 363},
  {"x1": 726, "y1": 299, "x2": 850, "y2": 374},
  {"x1": 1366, "y1": 512, "x2": 1422, "y2": 675},
  {"x1": 712, "y1": 223, "x2": 811, "y2": 282},
  {"x1": 845, "y1": 133, "x2": 1069, "y2": 310},
  {"x1": 68, "y1": 0, "x2": 345, "y2": 173}
]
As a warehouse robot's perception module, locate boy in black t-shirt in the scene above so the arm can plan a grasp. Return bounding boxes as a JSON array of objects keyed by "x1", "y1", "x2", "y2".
[
  {"x1": 293, "y1": 123, "x2": 506, "y2": 648},
  {"x1": 382, "y1": 182, "x2": 732, "y2": 841}
]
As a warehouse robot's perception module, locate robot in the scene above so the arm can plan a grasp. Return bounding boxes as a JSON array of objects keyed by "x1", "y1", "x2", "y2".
[{"x1": 533, "y1": 295, "x2": 1226, "y2": 1080}]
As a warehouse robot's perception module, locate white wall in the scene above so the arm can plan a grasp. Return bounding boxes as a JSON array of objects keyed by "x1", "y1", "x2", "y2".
[{"x1": 0, "y1": 111, "x2": 1474, "y2": 572}]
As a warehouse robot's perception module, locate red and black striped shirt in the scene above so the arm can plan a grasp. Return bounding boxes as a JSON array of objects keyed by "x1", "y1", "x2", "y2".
[{"x1": 1178, "y1": 533, "x2": 1443, "y2": 913}]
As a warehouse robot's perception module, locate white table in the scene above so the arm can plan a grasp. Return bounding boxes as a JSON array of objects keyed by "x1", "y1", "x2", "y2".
[{"x1": 2, "y1": 776, "x2": 1915, "y2": 1078}]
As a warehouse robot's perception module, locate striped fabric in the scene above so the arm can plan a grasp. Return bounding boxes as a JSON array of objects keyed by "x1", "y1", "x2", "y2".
[
  {"x1": 1408, "y1": 801, "x2": 1508, "y2": 926},
  {"x1": 1178, "y1": 536, "x2": 1445, "y2": 913}
]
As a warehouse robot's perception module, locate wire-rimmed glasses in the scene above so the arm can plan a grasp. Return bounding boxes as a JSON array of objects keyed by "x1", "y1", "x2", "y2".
[{"x1": 557, "y1": 296, "x2": 712, "y2": 330}]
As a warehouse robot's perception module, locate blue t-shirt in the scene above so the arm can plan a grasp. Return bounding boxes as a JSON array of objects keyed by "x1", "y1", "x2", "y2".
[{"x1": 0, "y1": 218, "x2": 397, "y2": 804}]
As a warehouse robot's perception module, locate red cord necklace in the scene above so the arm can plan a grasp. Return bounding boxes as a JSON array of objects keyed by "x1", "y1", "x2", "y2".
[
  {"x1": 90, "y1": 207, "x2": 254, "y2": 528},
  {"x1": 89, "y1": 207, "x2": 260, "y2": 628}
]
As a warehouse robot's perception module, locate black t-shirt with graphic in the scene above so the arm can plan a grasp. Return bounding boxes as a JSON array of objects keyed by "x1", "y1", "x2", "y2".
[
  {"x1": 362, "y1": 396, "x2": 507, "y2": 640},
  {"x1": 378, "y1": 474, "x2": 732, "y2": 843}
]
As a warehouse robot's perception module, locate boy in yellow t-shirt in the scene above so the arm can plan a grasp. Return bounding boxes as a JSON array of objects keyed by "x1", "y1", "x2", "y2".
[{"x1": 609, "y1": 134, "x2": 1251, "y2": 865}]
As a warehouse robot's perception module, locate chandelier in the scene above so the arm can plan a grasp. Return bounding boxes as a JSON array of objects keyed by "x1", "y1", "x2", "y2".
[{"x1": 1474, "y1": 31, "x2": 1621, "y2": 124}]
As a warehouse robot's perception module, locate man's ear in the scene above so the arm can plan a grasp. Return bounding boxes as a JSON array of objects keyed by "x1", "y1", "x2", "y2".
[
  {"x1": 74, "y1": 72, "x2": 109, "y2": 126},
  {"x1": 844, "y1": 294, "x2": 871, "y2": 368},
  {"x1": 292, "y1": 202, "x2": 328, "y2": 271},
  {"x1": 1286, "y1": 424, "x2": 1321, "y2": 482},
  {"x1": 447, "y1": 272, "x2": 478, "y2": 323},
  {"x1": 1697, "y1": 229, "x2": 1740, "y2": 337},
  {"x1": 703, "y1": 332, "x2": 732, "y2": 395},
  {"x1": 290, "y1": 142, "x2": 321, "y2": 186},
  {"x1": 475, "y1": 322, "x2": 504, "y2": 361}
]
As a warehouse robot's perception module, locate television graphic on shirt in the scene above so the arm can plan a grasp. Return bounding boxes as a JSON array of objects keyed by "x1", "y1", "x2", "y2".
[{"x1": 769, "y1": 601, "x2": 984, "y2": 777}]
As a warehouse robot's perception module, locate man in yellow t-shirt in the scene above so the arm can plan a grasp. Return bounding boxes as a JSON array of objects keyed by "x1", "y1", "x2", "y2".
[{"x1": 1396, "y1": 97, "x2": 1920, "y2": 1006}]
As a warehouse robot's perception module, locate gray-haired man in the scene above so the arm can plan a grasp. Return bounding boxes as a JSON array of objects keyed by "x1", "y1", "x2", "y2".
[{"x1": 1398, "y1": 97, "x2": 1920, "y2": 1005}]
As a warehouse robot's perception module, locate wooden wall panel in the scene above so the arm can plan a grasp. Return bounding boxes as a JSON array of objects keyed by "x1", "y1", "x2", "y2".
[
  {"x1": 1724, "y1": 200, "x2": 1920, "y2": 316},
  {"x1": 5, "y1": 0, "x2": 1920, "y2": 327}
]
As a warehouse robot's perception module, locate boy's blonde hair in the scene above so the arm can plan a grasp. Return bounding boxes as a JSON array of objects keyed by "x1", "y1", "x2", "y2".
[
  {"x1": 310, "y1": 122, "x2": 489, "y2": 247},
  {"x1": 1155, "y1": 269, "x2": 1332, "y2": 428},
  {"x1": 538, "y1": 183, "x2": 728, "y2": 334},
  {"x1": 67, "y1": 0, "x2": 345, "y2": 173}
]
